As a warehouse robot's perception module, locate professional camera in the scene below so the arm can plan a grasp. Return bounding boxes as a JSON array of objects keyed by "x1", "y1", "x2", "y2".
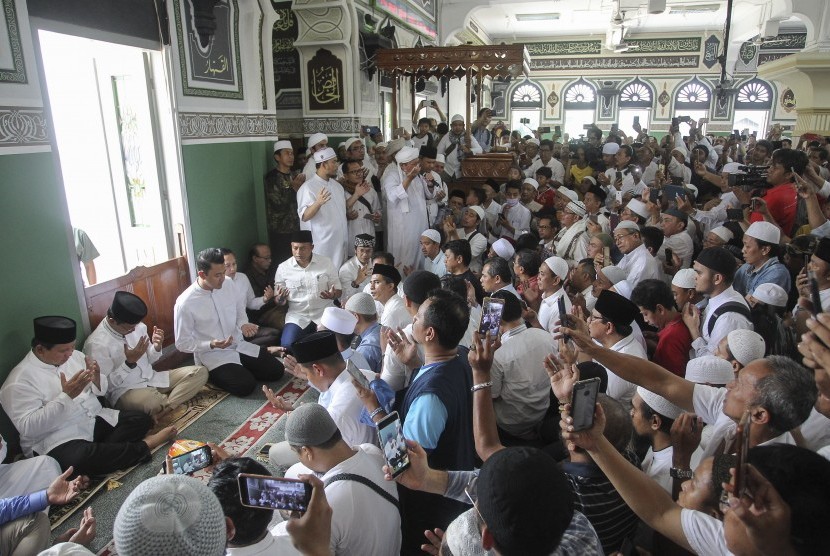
[{"x1": 727, "y1": 165, "x2": 769, "y2": 190}]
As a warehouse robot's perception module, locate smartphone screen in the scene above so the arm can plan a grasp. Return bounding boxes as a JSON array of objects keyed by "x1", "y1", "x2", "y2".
[
  {"x1": 726, "y1": 208, "x2": 744, "y2": 221},
  {"x1": 733, "y1": 411, "x2": 751, "y2": 497},
  {"x1": 649, "y1": 188, "x2": 660, "y2": 204},
  {"x1": 557, "y1": 295, "x2": 571, "y2": 341},
  {"x1": 346, "y1": 359, "x2": 371, "y2": 389},
  {"x1": 603, "y1": 246, "x2": 611, "y2": 268},
  {"x1": 377, "y1": 411, "x2": 410, "y2": 477},
  {"x1": 479, "y1": 297, "x2": 505, "y2": 337},
  {"x1": 809, "y1": 274, "x2": 823, "y2": 315},
  {"x1": 665, "y1": 247, "x2": 674, "y2": 266},
  {"x1": 570, "y1": 378, "x2": 601, "y2": 431},
  {"x1": 170, "y1": 445, "x2": 212, "y2": 475},
  {"x1": 238, "y1": 474, "x2": 312, "y2": 512}
]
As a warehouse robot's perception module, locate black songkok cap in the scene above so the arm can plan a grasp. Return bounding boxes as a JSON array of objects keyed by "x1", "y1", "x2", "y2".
[
  {"x1": 291, "y1": 331, "x2": 339, "y2": 364},
  {"x1": 402, "y1": 270, "x2": 442, "y2": 305},
  {"x1": 587, "y1": 185, "x2": 607, "y2": 203},
  {"x1": 33, "y1": 316, "x2": 77, "y2": 344},
  {"x1": 291, "y1": 230, "x2": 313, "y2": 243},
  {"x1": 111, "y1": 291, "x2": 148, "y2": 325},
  {"x1": 372, "y1": 263, "x2": 402, "y2": 287},
  {"x1": 815, "y1": 237, "x2": 830, "y2": 264},
  {"x1": 696, "y1": 246, "x2": 738, "y2": 277},
  {"x1": 419, "y1": 145, "x2": 438, "y2": 159},
  {"x1": 595, "y1": 290, "x2": 638, "y2": 327}
]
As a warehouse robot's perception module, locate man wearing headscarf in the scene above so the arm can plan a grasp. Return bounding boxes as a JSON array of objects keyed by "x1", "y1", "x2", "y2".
[{"x1": 435, "y1": 115, "x2": 483, "y2": 181}]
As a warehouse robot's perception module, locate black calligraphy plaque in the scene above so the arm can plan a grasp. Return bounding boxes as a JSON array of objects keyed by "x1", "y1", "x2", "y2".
[
  {"x1": 307, "y1": 49, "x2": 345, "y2": 111},
  {"x1": 184, "y1": 0, "x2": 235, "y2": 85},
  {"x1": 271, "y1": 1, "x2": 300, "y2": 92},
  {"x1": 703, "y1": 35, "x2": 720, "y2": 69}
]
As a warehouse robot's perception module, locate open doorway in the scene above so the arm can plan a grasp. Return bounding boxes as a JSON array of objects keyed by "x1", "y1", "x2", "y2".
[{"x1": 39, "y1": 31, "x2": 182, "y2": 286}]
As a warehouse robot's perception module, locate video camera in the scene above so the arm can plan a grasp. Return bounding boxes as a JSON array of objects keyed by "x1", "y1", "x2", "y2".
[{"x1": 727, "y1": 165, "x2": 770, "y2": 190}]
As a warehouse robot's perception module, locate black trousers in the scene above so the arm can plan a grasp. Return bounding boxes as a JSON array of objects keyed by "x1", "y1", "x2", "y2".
[
  {"x1": 47, "y1": 411, "x2": 152, "y2": 478},
  {"x1": 209, "y1": 348, "x2": 285, "y2": 396}
]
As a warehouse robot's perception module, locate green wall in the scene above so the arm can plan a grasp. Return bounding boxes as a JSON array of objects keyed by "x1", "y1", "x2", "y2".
[
  {"x1": 0, "y1": 151, "x2": 84, "y2": 444},
  {"x1": 181, "y1": 140, "x2": 270, "y2": 259}
]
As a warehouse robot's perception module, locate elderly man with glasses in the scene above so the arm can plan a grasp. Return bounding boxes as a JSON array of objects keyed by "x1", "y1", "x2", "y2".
[{"x1": 614, "y1": 221, "x2": 661, "y2": 291}]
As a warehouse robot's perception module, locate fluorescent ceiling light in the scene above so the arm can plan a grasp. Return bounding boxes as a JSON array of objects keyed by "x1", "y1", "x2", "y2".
[{"x1": 515, "y1": 13, "x2": 560, "y2": 22}]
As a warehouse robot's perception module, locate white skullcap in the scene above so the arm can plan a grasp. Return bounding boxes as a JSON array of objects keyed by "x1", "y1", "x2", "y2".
[
  {"x1": 615, "y1": 220, "x2": 640, "y2": 233},
  {"x1": 600, "y1": 265, "x2": 628, "y2": 285},
  {"x1": 395, "y1": 146, "x2": 420, "y2": 164},
  {"x1": 421, "y1": 229, "x2": 441, "y2": 243},
  {"x1": 637, "y1": 386, "x2": 683, "y2": 420},
  {"x1": 602, "y1": 142, "x2": 620, "y2": 155},
  {"x1": 727, "y1": 329, "x2": 766, "y2": 366},
  {"x1": 344, "y1": 292, "x2": 377, "y2": 316},
  {"x1": 308, "y1": 132, "x2": 327, "y2": 149},
  {"x1": 710, "y1": 226, "x2": 734, "y2": 243},
  {"x1": 752, "y1": 283, "x2": 788, "y2": 308},
  {"x1": 582, "y1": 176, "x2": 597, "y2": 186},
  {"x1": 566, "y1": 201, "x2": 587, "y2": 217},
  {"x1": 445, "y1": 509, "x2": 487, "y2": 556},
  {"x1": 312, "y1": 147, "x2": 337, "y2": 163},
  {"x1": 626, "y1": 199, "x2": 650, "y2": 219},
  {"x1": 451, "y1": 114, "x2": 465, "y2": 123},
  {"x1": 337, "y1": 142, "x2": 345, "y2": 149},
  {"x1": 544, "y1": 256, "x2": 570, "y2": 281},
  {"x1": 526, "y1": 138, "x2": 540, "y2": 146},
  {"x1": 612, "y1": 280, "x2": 633, "y2": 299},
  {"x1": 685, "y1": 183, "x2": 698, "y2": 199},
  {"x1": 375, "y1": 142, "x2": 388, "y2": 149},
  {"x1": 344, "y1": 137, "x2": 362, "y2": 150},
  {"x1": 320, "y1": 306, "x2": 358, "y2": 335},
  {"x1": 685, "y1": 355, "x2": 735, "y2": 385},
  {"x1": 273, "y1": 140, "x2": 292, "y2": 152},
  {"x1": 114, "y1": 475, "x2": 226, "y2": 556},
  {"x1": 556, "y1": 186, "x2": 579, "y2": 202},
  {"x1": 524, "y1": 178, "x2": 539, "y2": 190},
  {"x1": 672, "y1": 268, "x2": 697, "y2": 289},
  {"x1": 492, "y1": 238, "x2": 515, "y2": 260},
  {"x1": 745, "y1": 221, "x2": 781, "y2": 245},
  {"x1": 722, "y1": 162, "x2": 744, "y2": 174},
  {"x1": 435, "y1": 154, "x2": 446, "y2": 163},
  {"x1": 386, "y1": 138, "x2": 406, "y2": 157},
  {"x1": 465, "y1": 205, "x2": 485, "y2": 221},
  {"x1": 671, "y1": 147, "x2": 687, "y2": 160}
]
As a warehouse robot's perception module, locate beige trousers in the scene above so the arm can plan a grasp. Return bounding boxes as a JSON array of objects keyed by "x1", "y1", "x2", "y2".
[
  {"x1": 115, "y1": 365, "x2": 208, "y2": 415},
  {"x1": 0, "y1": 512, "x2": 50, "y2": 556}
]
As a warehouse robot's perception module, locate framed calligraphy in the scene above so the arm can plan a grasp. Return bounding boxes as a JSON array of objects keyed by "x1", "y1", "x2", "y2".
[
  {"x1": 0, "y1": 0, "x2": 27, "y2": 84},
  {"x1": 272, "y1": 1, "x2": 301, "y2": 93},
  {"x1": 307, "y1": 49, "x2": 344, "y2": 111},
  {"x1": 173, "y1": 0, "x2": 243, "y2": 99},
  {"x1": 703, "y1": 35, "x2": 720, "y2": 70}
]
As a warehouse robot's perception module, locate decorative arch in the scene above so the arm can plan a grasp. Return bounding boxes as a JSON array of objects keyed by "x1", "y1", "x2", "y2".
[
  {"x1": 735, "y1": 78, "x2": 773, "y2": 110},
  {"x1": 510, "y1": 80, "x2": 543, "y2": 108},
  {"x1": 674, "y1": 77, "x2": 711, "y2": 109},
  {"x1": 563, "y1": 78, "x2": 597, "y2": 109},
  {"x1": 619, "y1": 78, "x2": 654, "y2": 108}
]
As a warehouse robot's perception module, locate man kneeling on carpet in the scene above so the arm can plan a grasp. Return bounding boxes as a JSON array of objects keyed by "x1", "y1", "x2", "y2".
[
  {"x1": 0, "y1": 316, "x2": 176, "y2": 477},
  {"x1": 84, "y1": 291, "x2": 208, "y2": 419}
]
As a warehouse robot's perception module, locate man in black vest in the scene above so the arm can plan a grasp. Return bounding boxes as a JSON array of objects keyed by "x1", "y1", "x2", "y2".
[{"x1": 355, "y1": 288, "x2": 474, "y2": 555}]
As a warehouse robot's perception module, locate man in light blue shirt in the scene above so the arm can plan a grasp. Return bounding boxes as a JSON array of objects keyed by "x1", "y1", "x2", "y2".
[{"x1": 733, "y1": 221, "x2": 791, "y2": 296}]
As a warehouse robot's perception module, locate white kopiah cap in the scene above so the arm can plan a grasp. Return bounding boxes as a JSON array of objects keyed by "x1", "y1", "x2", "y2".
[
  {"x1": 544, "y1": 256, "x2": 570, "y2": 281},
  {"x1": 273, "y1": 140, "x2": 292, "y2": 153},
  {"x1": 566, "y1": 201, "x2": 587, "y2": 217},
  {"x1": 685, "y1": 355, "x2": 735, "y2": 385},
  {"x1": 626, "y1": 199, "x2": 650, "y2": 219},
  {"x1": 752, "y1": 283, "x2": 788, "y2": 307},
  {"x1": 344, "y1": 292, "x2": 377, "y2": 316},
  {"x1": 320, "y1": 306, "x2": 358, "y2": 335},
  {"x1": 465, "y1": 205, "x2": 485, "y2": 221},
  {"x1": 556, "y1": 187, "x2": 578, "y2": 202},
  {"x1": 671, "y1": 268, "x2": 697, "y2": 289},
  {"x1": 745, "y1": 221, "x2": 781, "y2": 245},
  {"x1": 600, "y1": 265, "x2": 628, "y2": 285},
  {"x1": 637, "y1": 386, "x2": 683, "y2": 420},
  {"x1": 308, "y1": 132, "x2": 327, "y2": 149},
  {"x1": 492, "y1": 238, "x2": 515, "y2": 260},
  {"x1": 710, "y1": 226, "x2": 734, "y2": 243},
  {"x1": 615, "y1": 220, "x2": 640, "y2": 233},
  {"x1": 344, "y1": 137, "x2": 362, "y2": 150},
  {"x1": 526, "y1": 138, "x2": 540, "y2": 146},
  {"x1": 451, "y1": 114, "x2": 465, "y2": 123},
  {"x1": 421, "y1": 229, "x2": 441, "y2": 244},
  {"x1": 312, "y1": 147, "x2": 337, "y2": 164},
  {"x1": 727, "y1": 329, "x2": 766, "y2": 366},
  {"x1": 602, "y1": 142, "x2": 620, "y2": 155},
  {"x1": 524, "y1": 178, "x2": 539, "y2": 190}
]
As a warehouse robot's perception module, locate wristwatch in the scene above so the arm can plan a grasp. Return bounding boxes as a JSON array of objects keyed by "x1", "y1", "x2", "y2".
[{"x1": 670, "y1": 467, "x2": 694, "y2": 480}]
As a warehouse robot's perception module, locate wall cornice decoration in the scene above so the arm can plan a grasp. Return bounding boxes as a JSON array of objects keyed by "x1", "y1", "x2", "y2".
[
  {"x1": 301, "y1": 117, "x2": 360, "y2": 134},
  {"x1": 531, "y1": 56, "x2": 699, "y2": 72},
  {"x1": 0, "y1": 0, "x2": 27, "y2": 84},
  {"x1": 526, "y1": 41, "x2": 601, "y2": 57},
  {"x1": 178, "y1": 112, "x2": 277, "y2": 139},
  {"x1": 0, "y1": 107, "x2": 48, "y2": 147},
  {"x1": 624, "y1": 37, "x2": 701, "y2": 53}
]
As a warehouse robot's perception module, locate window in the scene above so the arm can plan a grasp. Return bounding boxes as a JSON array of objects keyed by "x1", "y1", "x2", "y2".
[
  {"x1": 733, "y1": 78, "x2": 772, "y2": 136},
  {"x1": 509, "y1": 81, "x2": 543, "y2": 136},
  {"x1": 675, "y1": 78, "x2": 711, "y2": 109},
  {"x1": 511, "y1": 83, "x2": 542, "y2": 107},
  {"x1": 619, "y1": 79, "x2": 653, "y2": 136},
  {"x1": 563, "y1": 79, "x2": 596, "y2": 138}
]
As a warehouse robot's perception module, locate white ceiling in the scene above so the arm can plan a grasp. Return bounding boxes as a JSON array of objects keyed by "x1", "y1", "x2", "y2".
[{"x1": 467, "y1": 0, "x2": 805, "y2": 41}]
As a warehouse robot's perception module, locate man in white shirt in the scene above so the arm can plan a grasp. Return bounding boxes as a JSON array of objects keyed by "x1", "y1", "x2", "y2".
[
  {"x1": 84, "y1": 291, "x2": 208, "y2": 417},
  {"x1": 497, "y1": 181, "x2": 531, "y2": 240},
  {"x1": 602, "y1": 145, "x2": 647, "y2": 201},
  {"x1": 424, "y1": 149, "x2": 448, "y2": 228},
  {"x1": 436, "y1": 114, "x2": 483, "y2": 180},
  {"x1": 529, "y1": 256, "x2": 571, "y2": 340},
  {"x1": 555, "y1": 200, "x2": 589, "y2": 264},
  {"x1": 614, "y1": 220, "x2": 662, "y2": 291},
  {"x1": 632, "y1": 387, "x2": 683, "y2": 493},
  {"x1": 339, "y1": 233, "x2": 375, "y2": 303},
  {"x1": 524, "y1": 139, "x2": 565, "y2": 186},
  {"x1": 443, "y1": 205, "x2": 487, "y2": 274},
  {"x1": 318, "y1": 307, "x2": 370, "y2": 371},
  {"x1": 658, "y1": 208, "x2": 694, "y2": 272},
  {"x1": 222, "y1": 248, "x2": 280, "y2": 346},
  {"x1": 489, "y1": 291, "x2": 555, "y2": 442},
  {"x1": 341, "y1": 161, "x2": 380, "y2": 258},
  {"x1": 296, "y1": 147, "x2": 348, "y2": 267},
  {"x1": 370, "y1": 263, "x2": 410, "y2": 332},
  {"x1": 175, "y1": 248, "x2": 285, "y2": 396},
  {"x1": 0, "y1": 316, "x2": 175, "y2": 476},
  {"x1": 300, "y1": 132, "x2": 329, "y2": 182},
  {"x1": 275, "y1": 403, "x2": 400, "y2": 556},
  {"x1": 418, "y1": 229, "x2": 446, "y2": 277},
  {"x1": 683, "y1": 246, "x2": 753, "y2": 357}
]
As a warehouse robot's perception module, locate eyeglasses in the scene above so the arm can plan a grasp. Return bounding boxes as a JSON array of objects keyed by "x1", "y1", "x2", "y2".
[
  {"x1": 613, "y1": 233, "x2": 634, "y2": 241},
  {"x1": 588, "y1": 314, "x2": 608, "y2": 323},
  {"x1": 254, "y1": 255, "x2": 272, "y2": 260},
  {"x1": 346, "y1": 169, "x2": 364, "y2": 175}
]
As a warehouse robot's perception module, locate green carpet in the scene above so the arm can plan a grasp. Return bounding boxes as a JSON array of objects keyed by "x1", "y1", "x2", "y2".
[{"x1": 50, "y1": 373, "x2": 315, "y2": 553}]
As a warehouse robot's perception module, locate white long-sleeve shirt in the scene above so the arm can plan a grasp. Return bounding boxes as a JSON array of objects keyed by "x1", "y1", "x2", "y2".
[
  {"x1": 274, "y1": 254, "x2": 340, "y2": 328},
  {"x1": 0, "y1": 351, "x2": 117, "y2": 456},
  {"x1": 435, "y1": 133, "x2": 483, "y2": 178},
  {"x1": 229, "y1": 272, "x2": 266, "y2": 311},
  {"x1": 83, "y1": 319, "x2": 169, "y2": 405},
  {"x1": 691, "y1": 287, "x2": 753, "y2": 357},
  {"x1": 618, "y1": 243, "x2": 662, "y2": 290}
]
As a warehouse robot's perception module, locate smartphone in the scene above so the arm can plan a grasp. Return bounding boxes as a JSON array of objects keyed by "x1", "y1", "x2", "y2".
[
  {"x1": 726, "y1": 208, "x2": 744, "y2": 221},
  {"x1": 750, "y1": 198, "x2": 757, "y2": 212},
  {"x1": 170, "y1": 445, "x2": 212, "y2": 475},
  {"x1": 539, "y1": 126, "x2": 551, "y2": 133},
  {"x1": 649, "y1": 188, "x2": 660, "y2": 203},
  {"x1": 554, "y1": 125, "x2": 561, "y2": 136},
  {"x1": 258, "y1": 443, "x2": 274, "y2": 457},
  {"x1": 809, "y1": 271, "x2": 823, "y2": 315},
  {"x1": 377, "y1": 411, "x2": 410, "y2": 478},
  {"x1": 733, "y1": 410, "x2": 751, "y2": 498},
  {"x1": 615, "y1": 171, "x2": 623, "y2": 184},
  {"x1": 670, "y1": 176, "x2": 684, "y2": 186},
  {"x1": 663, "y1": 184, "x2": 686, "y2": 202},
  {"x1": 479, "y1": 297, "x2": 505, "y2": 337},
  {"x1": 633, "y1": 116, "x2": 640, "y2": 126},
  {"x1": 392, "y1": 126, "x2": 405, "y2": 138},
  {"x1": 345, "y1": 359, "x2": 371, "y2": 389},
  {"x1": 570, "y1": 378, "x2": 601, "y2": 431},
  {"x1": 603, "y1": 246, "x2": 611, "y2": 268},
  {"x1": 615, "y1": 190, "x2": 623, "y2": 205},
  {"x1": 238, "y1": 473, "x2": 312, "y2": 512},
  {"x1": 671, "y1": 117, "x2": 680, "y2": 127},
  {"x1": 611, "y1": 123, "x2": 619, "y2": 133},
  {"x1": 657, "y1": 163, "x2": 666, "y2": 175},
  {"x1": 665, "y1": 247, "x2": 674, "y2": 266},
  {"x1": 557, "y1": 295, "x2": 571, "y2": 342}
]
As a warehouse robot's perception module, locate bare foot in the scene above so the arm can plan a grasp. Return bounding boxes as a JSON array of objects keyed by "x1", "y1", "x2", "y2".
[
  {"x1": 143, "y1": 425, "x2": 177, "y2": 450},
  {"x1": 154, "y1": 407, "x2": 175, "y2": 424}
]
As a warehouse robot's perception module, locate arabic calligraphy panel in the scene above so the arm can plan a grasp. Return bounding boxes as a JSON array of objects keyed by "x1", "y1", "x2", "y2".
[
  {"x1": 307, "y1": 48, "x2": 344, "y2": 111},
  {"x1": 272, "y1": 1, "x2": 300, "y2": 91},
  {"x1": 530, "y1": 56, "x2": 700, "y2": 72}
]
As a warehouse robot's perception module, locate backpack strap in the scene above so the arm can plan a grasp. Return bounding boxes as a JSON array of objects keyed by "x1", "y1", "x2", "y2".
[
  {"x1": 707, "y1": 301, "x2": 752, "y2": 336},
  {"x1": 324, "y1": 473, "x2": 400, "y2": 511}
]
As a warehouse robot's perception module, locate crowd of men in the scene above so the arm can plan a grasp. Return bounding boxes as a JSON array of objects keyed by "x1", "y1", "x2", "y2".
[{"x1": 2, "y1": 114, "x2": 830, "y2": 555}]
